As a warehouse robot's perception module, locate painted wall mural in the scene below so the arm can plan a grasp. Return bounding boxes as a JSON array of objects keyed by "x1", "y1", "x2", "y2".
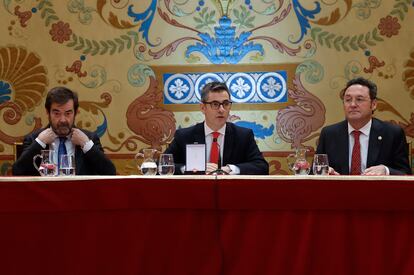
[
  {"x1": 163, "y1": 70, "x2": 288, "y2": 104},
  {"x1": 0, "y1": 0, "x2": 413, "y2": 175}
]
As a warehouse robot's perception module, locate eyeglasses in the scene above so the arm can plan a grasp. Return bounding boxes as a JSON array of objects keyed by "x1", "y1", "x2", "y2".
[
  {"x1": 203, "y1": 100, "x2": 232, "y2": 110},
  {"x1": 343, "y1": 97, "x2": 372, "y2": 105}
]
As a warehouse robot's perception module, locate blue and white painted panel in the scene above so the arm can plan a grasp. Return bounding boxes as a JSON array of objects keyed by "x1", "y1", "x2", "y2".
[{"x1": 163, "y1": 71, "x2": 288, "y2": 104}]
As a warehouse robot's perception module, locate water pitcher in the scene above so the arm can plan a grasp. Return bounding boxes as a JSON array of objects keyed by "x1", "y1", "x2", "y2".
[
  {"x1": 33, "y1": 150, "x2": 57, "y2": 176},
  {"x1": 135, "y1": 148, "x2": 158, "y2": 175},
  {"x1": 287, "y1": 148, "x2": 310, "y2": 175}
]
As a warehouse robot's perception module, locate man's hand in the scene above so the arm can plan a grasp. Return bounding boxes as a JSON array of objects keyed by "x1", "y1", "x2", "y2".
[
  {"x1": 37, "y1": 128, "x2": 57, "y2": 145},
  {"x1": 363, "y1": 165, "x2": 387, "y2": 175},
  {"x1": 206, "y1": 162, "x2": 218, "y2": 174},
  {"x1": 205, "y1": 163, "x2": 232, "y2": 175},
  {"x1": 328, "y1": 166, "x2": 340, "y2": 175},
  {"x1": 70, "y1": 128, "x2": 90, "y2": 147},
  {"x1": 221, "y1": 165, "x2": 232, "y2": 175}
]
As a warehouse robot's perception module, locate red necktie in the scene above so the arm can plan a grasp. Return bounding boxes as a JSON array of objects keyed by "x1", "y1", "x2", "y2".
[
  {"x1": 350, "y1": 130, "x2": 361, "y2": 175},
  {"x1": 209, "y1": 132, "x2": 220, "y2": 164}
]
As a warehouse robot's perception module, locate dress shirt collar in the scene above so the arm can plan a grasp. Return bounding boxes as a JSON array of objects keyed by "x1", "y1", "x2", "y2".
[
  {"x1": 49, "y1": 128, "x2": 75, "y2": 156},
  {"x1": 347, "y1": 119, "x2": 372, "y2": 137},
  {"x1": 204, "y1": 122, "x2": 226, "y2": 137}
]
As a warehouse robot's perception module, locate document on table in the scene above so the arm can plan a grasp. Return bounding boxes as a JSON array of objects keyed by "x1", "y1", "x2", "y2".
[{"x1": 186, "y1": 144, "x2": 206, "y2": 172}]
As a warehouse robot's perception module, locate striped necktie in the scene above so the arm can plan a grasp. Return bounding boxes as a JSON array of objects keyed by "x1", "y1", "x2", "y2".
[
  {"x1": 57, "y1": 137, "x2": 67, "y2": 169},
  {"x1": 350, "y1": 130, "x2": 361, "y2": 175}
]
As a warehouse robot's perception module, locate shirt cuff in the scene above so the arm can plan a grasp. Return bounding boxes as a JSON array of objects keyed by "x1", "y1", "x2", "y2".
[
  {"x1": 384, "y1": 165, "x2": 390, "y2": 175},
  {"x1": 228, "y1": 164, "x2": 240, "y2": 175},
  {"x1": 82, "y1": 139, "x2": 94, "y2": 153},
  {"x1": 35, "y1": 138, "x2": 46, "y2": 149}
]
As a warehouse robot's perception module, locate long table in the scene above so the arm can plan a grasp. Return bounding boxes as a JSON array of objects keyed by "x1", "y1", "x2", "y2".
[{"x1": 1, "y1": 175, "x2": 414, "y2": 275}]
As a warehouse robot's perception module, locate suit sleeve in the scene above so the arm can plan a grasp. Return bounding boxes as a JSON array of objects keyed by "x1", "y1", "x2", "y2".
[
  {"x1": 164, "y1": 131, "x2": 186, "y2": 175},
  {"x1": 235, "y1": 129, "x2": 269, "y2": 175},
  {"x1": 387, "y1": 127, "x2": 411, "y2": 175},
  {"x1": 12, "y1": 134, "x2": 44, "y2": 176},
  {"x1": 315, "y1": 128, "x2": 326, "y2": 155},
  {"x1": 82, "y1": 133, "x2": 116, "y2": 175}
]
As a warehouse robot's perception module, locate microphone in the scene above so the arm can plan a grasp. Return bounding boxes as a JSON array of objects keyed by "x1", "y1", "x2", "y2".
[
  {"x1": 209, "y1": 138, "x2": 228, "y2": 175},
  {"x1": 217, "y1": 142, "x2": 222, "y2": 170}
]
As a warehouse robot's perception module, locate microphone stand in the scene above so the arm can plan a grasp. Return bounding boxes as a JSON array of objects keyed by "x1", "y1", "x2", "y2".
[{"x1": 208, "y1": 140, "x2": 229, "y2": 175}]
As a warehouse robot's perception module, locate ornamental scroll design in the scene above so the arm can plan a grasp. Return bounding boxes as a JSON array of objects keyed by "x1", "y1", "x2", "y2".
[
  {"x1": 150, "y1": 2, "x2": 301, "y2": 64},
  {"x1": 124, "y1": 76, "x2": 176, "y2": 151},
  {"x1": 0, "y1": 46, "x2": 46, "y2": 144},
  {"x1": 276, "y1": 74, "x2": 325, "y2": 149},
  {"x1": 376, "y1": 98, "x2": 414, "y2": 138},
  {"x1": 310, "y1": 1, "x2": 409, "y2": 52},
  {"x1": 403, "y1": 47, "x2": 414, "y2": 99}
]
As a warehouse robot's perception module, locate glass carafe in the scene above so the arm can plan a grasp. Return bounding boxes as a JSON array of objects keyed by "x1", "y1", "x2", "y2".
[
  {"x1": 33, "y1": 150, "x2": 57, "y2": 176},
  {"x1": 135, "y1": 148, "x2": 158, "y2": 175},
  {"x1": 287, "y1": 147, "x2": 310, "y2": 175}
]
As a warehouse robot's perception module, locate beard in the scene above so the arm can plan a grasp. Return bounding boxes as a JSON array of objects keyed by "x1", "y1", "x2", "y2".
[{"x1": 50, "y1": 121, "x2": 73, "y2": 137}]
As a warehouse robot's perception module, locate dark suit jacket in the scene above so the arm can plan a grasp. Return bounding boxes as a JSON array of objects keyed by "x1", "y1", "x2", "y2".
[
  {"x1": 12, "y1": 128, "x2": 116, "y2": 176},
  {"x1": 316, "y1": 118, "x2": 411, "y2": 175},
  {"x1": 164, "y1": 122, "x2": 269, "y2": 175}
]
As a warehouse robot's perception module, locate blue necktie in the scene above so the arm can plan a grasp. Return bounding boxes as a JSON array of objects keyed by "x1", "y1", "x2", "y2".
[{"x1": 57, "y1": 137, "x2": 67, "y2": 169}]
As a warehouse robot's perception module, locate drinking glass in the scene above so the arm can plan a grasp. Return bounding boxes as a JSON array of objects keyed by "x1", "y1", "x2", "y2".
[
  {"x1": 312, "y1": 154, "x2": 329, "y2": 175},
  {"x1": 59, "y1": 154, "x2": 76, "y2": 176},
  {"x1": 158, "y1": 154, "x2": 175, "y2": 176}
]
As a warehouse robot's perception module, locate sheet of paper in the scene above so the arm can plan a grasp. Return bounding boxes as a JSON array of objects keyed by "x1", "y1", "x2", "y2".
[{"x1": 186, "y1": 144, "x2": 206, "y2": 172}]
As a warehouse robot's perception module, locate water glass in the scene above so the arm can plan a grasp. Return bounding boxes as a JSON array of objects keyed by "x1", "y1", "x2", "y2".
[
  {"x1": 59, "y1": 154, "x2": 76, "y2": 176},
  {"x1": 158, "y1": 154, "x2": 175, "y2": 176},
  {"x1": 312, "y1": 154, "x2": 329, "y2": 175}
]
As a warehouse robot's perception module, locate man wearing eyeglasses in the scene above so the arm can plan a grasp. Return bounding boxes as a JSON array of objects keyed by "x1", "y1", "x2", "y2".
[
  {"x1": 316, "y1": 77, "x2": 411, "y2": 175},
  {"x1": 164, "y1": 81, "x2": 269, "y2": 175}
]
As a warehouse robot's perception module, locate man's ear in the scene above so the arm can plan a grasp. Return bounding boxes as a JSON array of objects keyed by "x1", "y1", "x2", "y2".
[
  {"x1": 371, "y1": 98, "x2": 377, "y2": 112},
  {"x1": 200, "y1": 103, "x2": 206, "y2": 114}
]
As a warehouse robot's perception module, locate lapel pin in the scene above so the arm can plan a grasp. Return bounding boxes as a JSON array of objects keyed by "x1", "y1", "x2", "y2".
[{"x1": 378, "y1": 136, "x2": 382, "y2": 140}]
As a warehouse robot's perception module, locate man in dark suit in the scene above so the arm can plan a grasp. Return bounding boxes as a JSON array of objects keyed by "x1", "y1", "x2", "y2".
[
  {"x1": 12, "y1": 86, "x2": 116, "y2": 176},
  {"x1": 316, "y1": 77, "x2": 411, "y2": 175},
  {"x1": 164, "y1": 81, "x2": 268, "y2": 175}
]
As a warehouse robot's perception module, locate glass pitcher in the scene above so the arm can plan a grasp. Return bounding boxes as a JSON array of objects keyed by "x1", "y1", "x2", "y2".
[
  {"x1": 135, "y1": 148, "x2": 158, "y2": 175},
  {"x1": 33, "y1": 150, "x2": 57, "y2": 176},
  {"x1": 287, "y1": 147, "x2": 310, "y2": 175}
]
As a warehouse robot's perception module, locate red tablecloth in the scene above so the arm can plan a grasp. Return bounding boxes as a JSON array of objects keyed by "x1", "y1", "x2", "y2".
[{"x1": 1, "y1": 175, "x2": 414, "y2": 275}]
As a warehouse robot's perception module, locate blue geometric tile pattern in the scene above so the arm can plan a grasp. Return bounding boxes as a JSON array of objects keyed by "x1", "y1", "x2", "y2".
[{"x1": 163, "y1": 71, "x2": 287, "y2": 104}]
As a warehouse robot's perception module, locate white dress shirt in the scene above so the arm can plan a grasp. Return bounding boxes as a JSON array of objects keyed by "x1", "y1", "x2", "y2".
[
  {"x1": 204, "y1": 123, "x2": 240, "y2": 175},
  {"x1": 347, "y1": 120, "x2": 389, "y2": 175},
  {"x1": 35, "y1": 128, "x2": 94, "y2": 166},
  {"x1": 204, "y1": 123, "x2": 226, "y2": 163},
  {"x1": 348, "y1": 120, "x2": 371, "y2": 173}
]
